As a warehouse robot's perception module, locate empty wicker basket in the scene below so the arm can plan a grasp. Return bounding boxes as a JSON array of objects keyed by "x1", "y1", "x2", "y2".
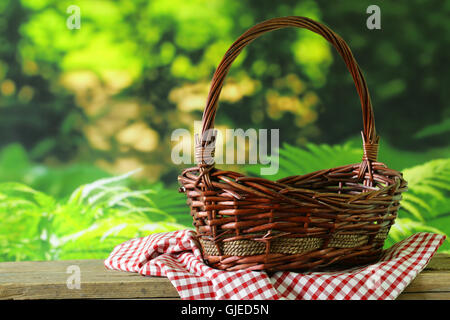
[{"x1": 178, "y1": 16, "x2": 407, "y2": 272}]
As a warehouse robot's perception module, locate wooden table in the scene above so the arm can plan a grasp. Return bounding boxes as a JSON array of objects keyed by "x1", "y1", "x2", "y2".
[{"x1": 0, "y1": 254, "x2": 449, "y2": 300}]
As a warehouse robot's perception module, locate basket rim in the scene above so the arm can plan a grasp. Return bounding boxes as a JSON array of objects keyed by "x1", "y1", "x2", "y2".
[{"x1": 179, "y1": 161, "x2": 405, "y2": 200}]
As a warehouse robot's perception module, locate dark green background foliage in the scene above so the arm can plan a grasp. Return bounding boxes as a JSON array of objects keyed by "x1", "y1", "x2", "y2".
[{"x1": 0, "y1": 0, "x2": 448, "y2": 261}]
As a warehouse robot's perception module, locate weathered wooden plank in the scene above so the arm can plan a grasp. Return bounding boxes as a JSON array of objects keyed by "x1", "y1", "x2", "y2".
[
  {"x1": 397, "y1": 292, "x2": 450, "y2": 300},
  {"x1": 0, "y1": 254, "x2": 448, "y2": 300},
  {"x1": 0, "y1": 260, "x2": 179, "y2": 300},
  {"x1": 402, "y1": 271, "x2": 450, "y2": 293},
  {"x1": 423, "y1": 253, "x2": 450, "y2": 271}
]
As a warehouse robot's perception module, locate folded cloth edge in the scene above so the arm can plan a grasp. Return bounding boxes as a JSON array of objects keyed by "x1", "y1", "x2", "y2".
[{"x1": 104, "y1": 231, "x2": 446, "y2": 300}]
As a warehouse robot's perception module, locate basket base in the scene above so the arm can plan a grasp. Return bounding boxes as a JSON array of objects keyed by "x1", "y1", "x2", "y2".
[{"x1": 199, "y1": 234, "x2": 386, "y2": 272}]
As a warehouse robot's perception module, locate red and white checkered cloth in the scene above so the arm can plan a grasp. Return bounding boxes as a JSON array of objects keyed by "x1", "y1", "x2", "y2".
[{"x1": 104, "y1": 230, "x2": 445, "y2": 300}]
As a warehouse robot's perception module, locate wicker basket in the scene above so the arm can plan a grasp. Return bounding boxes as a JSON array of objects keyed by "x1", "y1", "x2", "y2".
[{"x1": 178, "y1": 16, "x2": 407, "y2": 272}]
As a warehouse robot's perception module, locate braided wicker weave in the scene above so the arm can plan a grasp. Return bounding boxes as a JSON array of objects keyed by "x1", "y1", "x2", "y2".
[{"x1": 178, "y1": 16, "x2": 407, "y2": 272}]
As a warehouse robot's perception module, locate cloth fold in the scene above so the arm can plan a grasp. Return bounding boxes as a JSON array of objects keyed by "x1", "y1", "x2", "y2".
[{"x1": 105, "y1": 230, "x2": 445, "y2": 300}]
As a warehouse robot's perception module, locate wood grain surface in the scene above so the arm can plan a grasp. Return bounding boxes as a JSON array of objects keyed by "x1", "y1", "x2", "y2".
[{"x1": 0, "y1": 254, "x2": 448, "y2": 300}]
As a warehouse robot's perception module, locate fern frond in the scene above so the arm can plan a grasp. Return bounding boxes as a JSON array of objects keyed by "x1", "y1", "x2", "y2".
[
  {"x1": 245, "y1": 142, "x2": 361, "y2": 179},
  {"x1": 401, "y1": 159, "x2": 450, "y2": 219}
]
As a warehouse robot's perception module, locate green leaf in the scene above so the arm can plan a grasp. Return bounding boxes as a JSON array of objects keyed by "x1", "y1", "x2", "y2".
[
  {"x1": 245, "y1": 142, "x2": 361, "y2": 180},
  {"x1": 401, "y1": 159, "x2": 450, "y2": 219},
  {"x1": 386, "y1": 217, "x2": 444, "y2": 248},
  {"x1": 415, "y1": 118, "x2": 450, "y2": 139}
]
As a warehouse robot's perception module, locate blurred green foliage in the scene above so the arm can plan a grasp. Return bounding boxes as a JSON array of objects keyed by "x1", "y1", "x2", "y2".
[
  {"x1": 1, "y1": 0, "x2": 448, "y2": 181},
  {"x1": 0, "y1": 0, "x2": 448, "y2": 261}
]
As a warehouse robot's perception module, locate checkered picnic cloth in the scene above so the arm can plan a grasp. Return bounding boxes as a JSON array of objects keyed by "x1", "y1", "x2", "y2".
[{"x1": 104, "y1": 230, "x2": 445, "y2": 300}]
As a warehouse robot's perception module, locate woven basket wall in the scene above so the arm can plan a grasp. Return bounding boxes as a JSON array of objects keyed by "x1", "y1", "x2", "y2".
[{"x1": 178, "y1": 16, "x2": 407, "y2": 272}]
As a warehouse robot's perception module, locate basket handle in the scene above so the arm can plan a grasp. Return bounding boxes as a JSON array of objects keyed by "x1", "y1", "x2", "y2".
[{"x1": 197, "y1": 16, "x2": 379, "y2": 181}]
